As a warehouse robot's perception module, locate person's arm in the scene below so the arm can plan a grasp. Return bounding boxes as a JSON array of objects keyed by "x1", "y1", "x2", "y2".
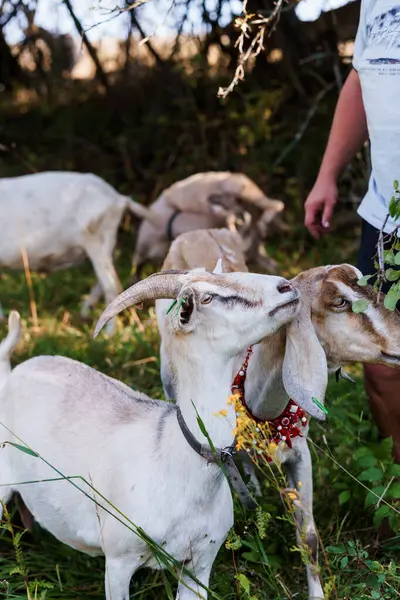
[{"x1": 304, "y1": 69, "x2": 368, "y2": 239}]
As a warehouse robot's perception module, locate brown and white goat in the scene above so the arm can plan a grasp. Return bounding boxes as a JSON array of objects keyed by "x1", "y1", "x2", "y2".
[
  {"x1": 132, "y1": 172, "x2": 284, "y2": 281},
  {"x1": 156, "y1": 228, "x2": 400, "y2": 600}
]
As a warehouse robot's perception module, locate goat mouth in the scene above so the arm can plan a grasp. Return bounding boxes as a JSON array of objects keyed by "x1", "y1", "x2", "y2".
[
  {"x1": 381, "y1": 352, "x2": 400, "y2": 364},
  {"x1": 269, "y1": 297, "x2": 300, "y2": 316}
]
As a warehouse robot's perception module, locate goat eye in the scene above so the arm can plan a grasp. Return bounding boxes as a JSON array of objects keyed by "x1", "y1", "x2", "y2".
[
  {"x1": 201, "y1": 294, "x2": 213, "y2": 305},
  {"x1": 332, "y1": 297, "x2": 349, "y2": 309}
]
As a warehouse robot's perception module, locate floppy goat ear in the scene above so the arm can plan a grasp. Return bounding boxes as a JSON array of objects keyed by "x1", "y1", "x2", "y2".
[{"x1": 282, "y1": 303, "x2": 328, "y2": 421}]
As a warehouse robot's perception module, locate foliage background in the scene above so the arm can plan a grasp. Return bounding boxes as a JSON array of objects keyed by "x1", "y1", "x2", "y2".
[{"x1": 0, "y1": 0, "x2": 399, "y2": 598}]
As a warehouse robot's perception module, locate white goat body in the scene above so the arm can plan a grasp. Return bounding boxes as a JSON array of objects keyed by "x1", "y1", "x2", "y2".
[
  {"x1": 156, "y1": 229, "x2": 400, "y2": 600},
  {"x1": 133, "y1": 172, "x2": 284, "y2": 279},
  {"x1": 0, "y1": 171, "x2": 156, "y2": 332},
  {"x1": 0, "y1": 268, "x2": 300, "y2": 599}
]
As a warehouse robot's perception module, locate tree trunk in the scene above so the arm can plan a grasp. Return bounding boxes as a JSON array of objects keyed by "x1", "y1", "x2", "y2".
[{"x1": 0, "y1": 27, "x2": 26, "y2": 91}]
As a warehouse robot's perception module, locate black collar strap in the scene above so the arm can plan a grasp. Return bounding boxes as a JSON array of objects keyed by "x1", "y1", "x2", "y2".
[
  {"x1": 166, "y1": 210, "x2": 181, "y2": 242},
  {"x1": 176, "y1": 407, "x2": 258, "y2": 510}
]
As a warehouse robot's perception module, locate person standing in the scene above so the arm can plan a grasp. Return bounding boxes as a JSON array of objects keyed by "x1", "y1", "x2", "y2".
[{"x1": 304, "y1": 1, "x2": 400, "y2": 461}]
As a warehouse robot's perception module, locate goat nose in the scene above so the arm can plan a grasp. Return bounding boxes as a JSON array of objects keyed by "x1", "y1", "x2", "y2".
[{"x1": 277, "y1": 281, "x2": 293, "y2": 294}]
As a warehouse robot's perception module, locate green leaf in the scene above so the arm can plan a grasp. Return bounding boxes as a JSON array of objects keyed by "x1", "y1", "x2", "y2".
[
  {"x1": 192, "y1": 405, "x2": 216, "y2": 455},
  {"x1": 235, "y1": 573, "x2": 251, "y2": 594},
  {"x1": 387, "y1": 481, "x2": 400, "y2": 499},
  {"x1": 394, "y1": 180, "x2": 399, "y2": 189},
  {"x1": 367, "y1": 560, "x2": 383, "y2": 574},
  {"x1": 326, "y1": 544, "x2": 345, "y2": 554},
  {"x1": 357, "y1": 274, "x2": 373, "y2": 287},
  {"x1": 352, "y1": 299, "x2": 369, "y2": 313},
  {"x1": 385, "y1": 268, "x2": 400, "y2": 281},
  {"x1": 384, "y1": 291, "x2": 400, "y2": 311},
  {"x1": 383, "y1": 250, "x2": 396, "y2": 265},
  {"x1": 389, "y1": 196, "x2": 397, "y2": 218},
  {"x1": 395, "y1": 252, "x2": 400, "y2": 265},
  {"x1": 340, "y1": 556, "x2": 349, "y2": 569},
  {"x1": 387, "y1": 463, "x2": 400, "y2": 477},
  {"x1": 365, "y1": 486, "x2": 385, "y2": 508},
  {"x1": 358, "y1": 467, "x2": 383, "y2": 482},
  {"x1": 8, "y1": 442, "x2": 39, "y2": 457},
  {"x1": 373, "y1": 504, "x2": 391, "y2": 528},
  {"x1": 338, "y1": 490, "x2": 351, "y2": 505},
  {"x1": 355, "y1": 455, "x2": 377, "y2": 468}
]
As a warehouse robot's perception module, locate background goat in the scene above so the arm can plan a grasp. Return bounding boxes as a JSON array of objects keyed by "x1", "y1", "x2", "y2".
[
  {"x1": 132, "y1": 172, "x2": 284, "y2": 281},
  {"x1": 0, "y1": 171, "x2": 158, "y2": 333},
  {"x1": 156, "y1": 228, "x2": 400, "y2": 600},
  {"x1": 0, "y1": 268, "x2": 301, "y2": 600}
]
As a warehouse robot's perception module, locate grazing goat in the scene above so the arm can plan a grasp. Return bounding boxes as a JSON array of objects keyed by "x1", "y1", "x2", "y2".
[
  {"x1": 156, "y1": 228, "x2": 400, "y2": 600},
  {"x1": 0, "y1": 268, "x2": 302, "y2": 600},
  {"x1": 0, "y1": 171, "x2": 158, "y2": 333},
  {"x1": 132, "y1": 171, "x2": 284, "y2": 281}
]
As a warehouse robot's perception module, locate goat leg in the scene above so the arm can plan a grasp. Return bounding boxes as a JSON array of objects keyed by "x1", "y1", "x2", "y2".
[{"x1": 282, "y1": 438, "x2": 325, "y2": 600}]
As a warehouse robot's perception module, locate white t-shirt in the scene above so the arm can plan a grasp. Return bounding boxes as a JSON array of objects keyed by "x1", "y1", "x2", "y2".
[{"x1": 353, "y1": 1, "x2": 400, "y2": 233}]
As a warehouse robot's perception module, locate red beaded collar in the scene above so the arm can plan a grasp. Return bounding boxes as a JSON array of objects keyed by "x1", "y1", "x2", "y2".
[{"x1": 231, "y1": 346, "x2": 308, "y2": 457}]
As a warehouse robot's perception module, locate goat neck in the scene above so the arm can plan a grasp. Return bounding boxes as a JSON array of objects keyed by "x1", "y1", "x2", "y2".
[{"x1": 171, "y1": 337, "x2": 237, "y2": 448}]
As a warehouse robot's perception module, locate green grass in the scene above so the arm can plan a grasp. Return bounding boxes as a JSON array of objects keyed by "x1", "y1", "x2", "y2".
[{"x1": 0, "y1": 228, "x2": 399, "y2": 600}]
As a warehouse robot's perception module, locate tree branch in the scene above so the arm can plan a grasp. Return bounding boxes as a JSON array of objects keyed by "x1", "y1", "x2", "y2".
[
  {"x1": 62, "y1": 0, "x2": 110, "y2": 91},
  {"x1": 128, "y1": 8, "x2": 165, "y2": 67}
]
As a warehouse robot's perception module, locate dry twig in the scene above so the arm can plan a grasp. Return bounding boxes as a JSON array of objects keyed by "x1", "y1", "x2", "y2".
[{"x1": 217, "y1": 0, "x2": 287, "y2": 98}]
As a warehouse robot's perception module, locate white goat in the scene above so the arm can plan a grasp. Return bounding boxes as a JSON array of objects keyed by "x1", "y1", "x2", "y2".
[
  {"x1": 156, "y1": 228, "x2": 400, "y2": 600},
  {"x1": 0, "y1": 268, "x2": 301, "y2": 600},
  {"x1": 0, "y1": 171, "x2": 158, "y2": 333},
  {"x1": 132, "y1": 172, "x2": 284, "y2": 281}
]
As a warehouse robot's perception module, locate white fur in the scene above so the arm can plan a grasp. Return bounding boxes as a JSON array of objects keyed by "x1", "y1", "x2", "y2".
[
  {"x1": 157, "y1": 231, "x2": 400, "y2": 600},
  {"x1": 0, "y1": 270, "x2": 299, "y2": 600},
  {"x1": 0, "y1": 171, "x2": 156, "y2": 334},
  {"x1": 0, "y1": 311, "x2": 22, "y2": 391}
]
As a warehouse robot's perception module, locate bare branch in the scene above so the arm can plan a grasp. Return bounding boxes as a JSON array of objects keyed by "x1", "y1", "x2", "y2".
[
  {"x1": 82, "y1": 0, "x2": 150, "y2": 36},
  {"x1": 62, "y1": 0, "x2": 110, "y2": 91},
  {"x1": 218, "y1": 0, "x2": 289, "y2": 98},
  {"x1": 95, "y1": 0, "x2": 149, "y2": 16},
  {"x1": 377, "y1": 214, "x2": 390, "y2": 303},
  {"x1": 128, "y1": 5, "x2": 165, "y2": 66}
]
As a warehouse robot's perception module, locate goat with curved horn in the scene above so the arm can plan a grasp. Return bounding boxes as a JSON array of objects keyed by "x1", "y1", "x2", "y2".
[
  {"x1": 94, "y1": 270, "x2": 190, "y2": 337},
  {"x1": 0, "y1": 264, "x2": 300, "y2": 600}
]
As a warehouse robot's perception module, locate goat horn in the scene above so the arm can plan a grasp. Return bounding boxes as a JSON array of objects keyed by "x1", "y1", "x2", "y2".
[{"x1": 94, "y1": 270, "x2": 189, "y2": 337}]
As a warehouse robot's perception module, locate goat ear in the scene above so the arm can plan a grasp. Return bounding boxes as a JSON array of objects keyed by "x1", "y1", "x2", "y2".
[
  {"x1": 177, "y1": 288, "x2": 197, "y2": 331},
  {"x1": 212, "y1": 259, "x2": 224, "y2": 274},
  {"x1": 282, "y1": 305, "x2": 328, "y2": 421}
]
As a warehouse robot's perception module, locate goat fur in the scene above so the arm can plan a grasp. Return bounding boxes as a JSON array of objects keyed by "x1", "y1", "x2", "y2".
[
  {"x1": 156, "y1": 228, "x2": 400, "y2": 600},
  {"x1": 132, "y1": 172, "x2": 284, "y2": 280},
  {"x1": 0, "y1": 268, "x2": 300, "y2": 600},
  {"x1": 0, "y1": 171, "x2": 158, "y2": 333}
]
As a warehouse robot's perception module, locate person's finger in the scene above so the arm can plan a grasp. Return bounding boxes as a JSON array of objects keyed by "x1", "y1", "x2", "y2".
[
  {"x1": 305, "y1": 215, "x2": 322, "y2": 239},
  {"x1": 321, "y1": 200, "x2": 335, "y2": 230},
  {"x1": 309, "y1": 223, "x2": 322, "y2": 239},
  {"x1": 305, "y1": 205, "x2": 320, "y2": 238}
]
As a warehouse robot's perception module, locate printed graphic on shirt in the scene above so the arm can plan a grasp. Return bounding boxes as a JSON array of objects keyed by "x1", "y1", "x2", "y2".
[
  {"x1": 369, "y1": 57, "x2": 400, "y2": 63},
  {"x1": 366, "y1": 5, "x2": 400, "y2": 52}
]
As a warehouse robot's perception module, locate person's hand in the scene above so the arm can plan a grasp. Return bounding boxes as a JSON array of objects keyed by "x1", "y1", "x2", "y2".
[{"x1": 304, "y1": 177, "x2": 338, "y2": 239}]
